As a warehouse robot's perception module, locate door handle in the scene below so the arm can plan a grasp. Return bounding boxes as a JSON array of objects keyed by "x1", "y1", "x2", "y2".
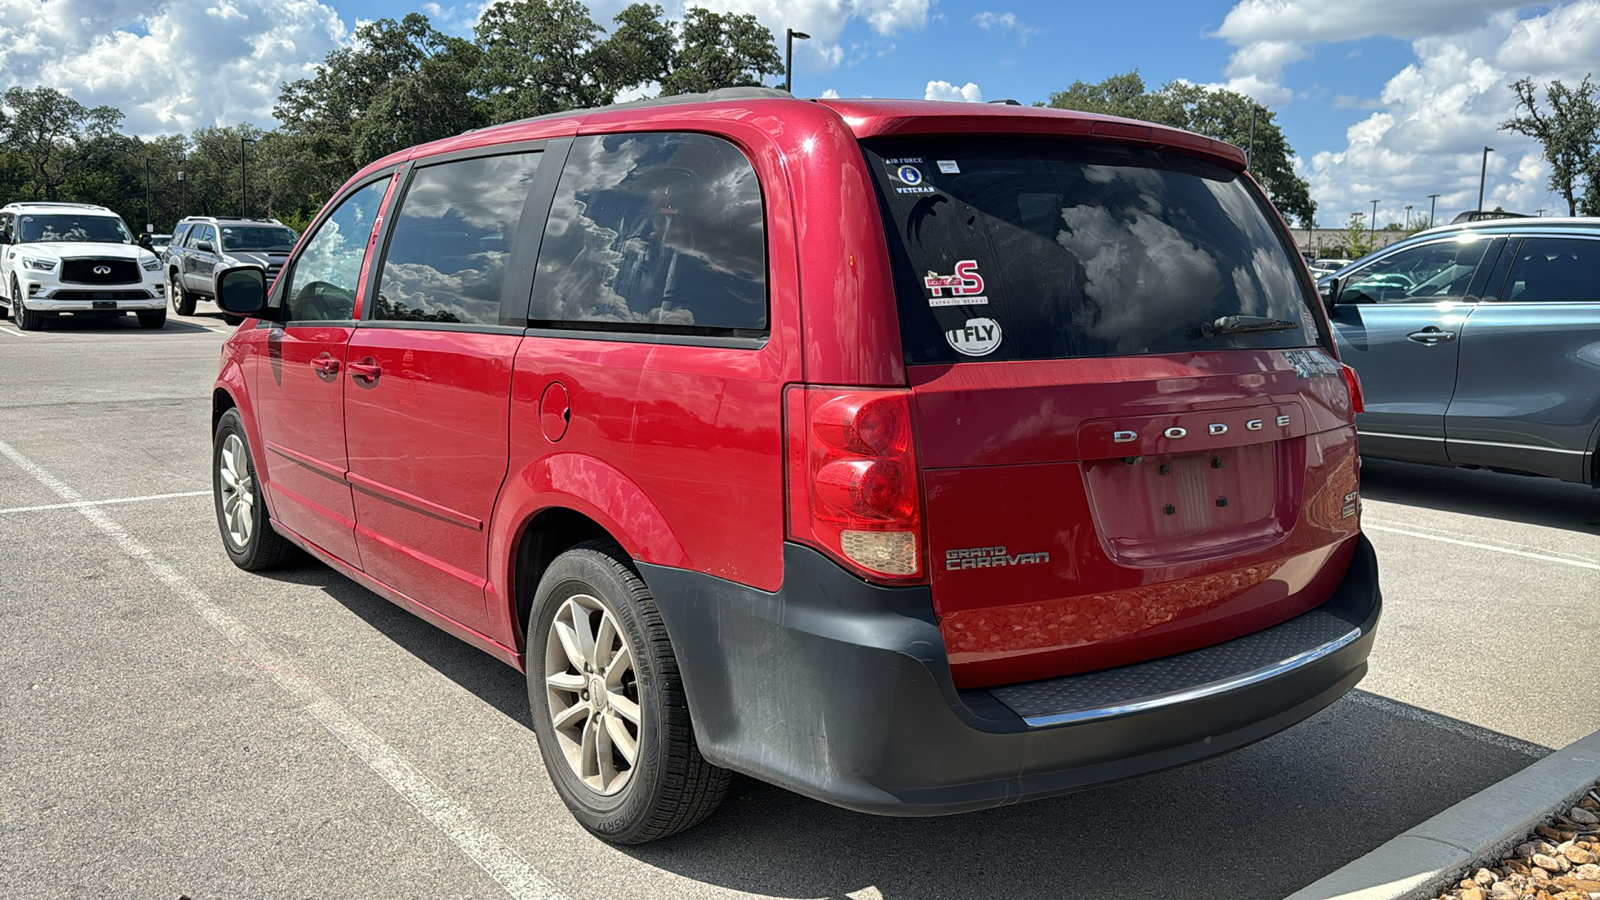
[
  {"x1": 348, "y1": 359, "x2": 381, "y2": 382},
  {"x1": 309, "y1": 355, "x2": 340, "y2": 375},
  {"x1": 1406, "y1": 328, "x2": 1457, "y2": 344}
]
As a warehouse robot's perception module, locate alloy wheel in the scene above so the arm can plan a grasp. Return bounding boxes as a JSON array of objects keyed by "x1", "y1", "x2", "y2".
[
  {"x1": 217, "y1": 433, "x2": 255, "y2": 547},
  {"x1": 544, "y1": 593, "x2": 643, "y2": 796}
]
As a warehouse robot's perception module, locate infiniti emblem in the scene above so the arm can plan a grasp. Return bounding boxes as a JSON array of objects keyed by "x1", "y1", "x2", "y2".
[{"x1": 93, "y1": 265, "x2": 111, "y2": 274}]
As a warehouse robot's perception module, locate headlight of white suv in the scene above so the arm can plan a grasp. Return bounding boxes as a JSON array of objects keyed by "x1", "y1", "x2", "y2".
[
  {"x1": 140, "y1": 257, "x2": 161, "y2": 272},
  {"x1": 20, "y1": 257, "x2": 56, "y2": 271}
]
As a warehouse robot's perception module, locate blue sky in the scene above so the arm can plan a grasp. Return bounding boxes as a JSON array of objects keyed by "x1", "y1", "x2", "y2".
[{"x1": 2, "y1": 1, "x2": 1596, "y2": 225}]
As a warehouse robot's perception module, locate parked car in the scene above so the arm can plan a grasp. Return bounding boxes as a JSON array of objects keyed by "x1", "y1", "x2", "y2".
[
  {"x1": 208, "y1": 88, "x2": 1380, "y2": 843},
  {"x1": 1320, "y1": 217, "x2": 1600, "y2": 484},
  {"x1": 138, "y1": 232, "x2": 173, "y2": 254},
  {"x1": 165, "y1": 216, "x2": 297, "y2": 317},
  {"x1": 0, "y1": 202, "x2": 168, "y2": 330},
  {"x1": 1308, "y1": 257, "x2": 1353, "y2": 279}
]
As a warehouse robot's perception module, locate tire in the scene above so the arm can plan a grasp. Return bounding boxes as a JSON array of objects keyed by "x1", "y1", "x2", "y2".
[
  {"x1": 169, "y1": 271, "x2": 196, "y2": 316},
  {"x1": 527, "y1": 541, "x2": 730, "y2": 844},
  {"x1": 137, "y1": 309, "x2": 167, "y2": 329},
  {"x1": 13, "y1": 279, "x2": 43, "y2": 331},
  {"x1": 222, "y1": 313, "x2": 244, "y2": 326},
  {"x1": 212, "y1": 408, "x2": 296, "y2": 570}
]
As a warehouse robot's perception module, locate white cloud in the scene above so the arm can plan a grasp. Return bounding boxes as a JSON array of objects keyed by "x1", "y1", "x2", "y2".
[
  {"x1": 973, "y1": 11, "x2": 1038, "y2": 41},
  {"x1": 1287, "y1": 4, "x2": 1600, "y2": 224},
  {"x1": 682, "y1": 0, "x2": 929, "y2": 72},
  {"x1": 925, "y1": 80, "x2": 983, "y2": 103},
  {"x1": 0, "y1": 0, "x2": 347, "y2": 136},
  {"x1": 819, "y1": 88, "x2": 841, "y2": 99}
]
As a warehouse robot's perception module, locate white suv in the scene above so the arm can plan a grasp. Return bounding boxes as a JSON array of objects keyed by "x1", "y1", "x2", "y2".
[{"x1": 0, "y1": 202, "x2": 168, "y2": 330}]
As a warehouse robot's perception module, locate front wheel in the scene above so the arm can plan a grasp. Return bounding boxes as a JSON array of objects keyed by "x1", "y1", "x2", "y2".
[
  {"x1": 137, "y1": 309, "x2": 166, "y2": 329},
  {"x1": 14, "y1": 278, "x2": 44, "y2": 331},
  {"x1": 527, "y1": 541, "x2": 730, "y2": 844},
  {"x1": 213, "y1": 409, "x2": 296, "y2": 570},
  {"x1": 170, "y1": 272, "x2": 196, "y2": 316}
]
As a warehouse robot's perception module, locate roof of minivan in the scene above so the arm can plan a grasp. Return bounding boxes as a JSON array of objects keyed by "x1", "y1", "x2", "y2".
[{"x1": 359, "y1": 90, "x2": 1249, "y2": 179}]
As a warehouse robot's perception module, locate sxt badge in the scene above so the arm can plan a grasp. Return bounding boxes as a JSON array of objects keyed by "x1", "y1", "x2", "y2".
[{"x1": 945, "y1": 317, "x2": 1002, "y2": 356}]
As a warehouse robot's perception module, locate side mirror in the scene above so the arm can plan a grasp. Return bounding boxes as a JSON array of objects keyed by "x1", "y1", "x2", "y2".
[
  {"x1": 1319, "y1": 276, "x2": 1341, "y2": 306},
  {"x1": 216, "y1": 265, "x2": 267, "y2": 317},
  {"x1": 196, "y1": 240, "x2": 215, "y2": 253}
]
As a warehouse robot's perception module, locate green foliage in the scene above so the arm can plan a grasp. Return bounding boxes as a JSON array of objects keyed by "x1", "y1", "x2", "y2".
[
  {"x1": 1500, "y1": 76, "x2": 1599, "y2": 217},
  {"x1": 660, "y1": 8, "x2": 782, "y2": 96},
  {"x1": 1344, "y1": 213, "x2": 1374, "y2": 258},
  {"x1": 1047, "y1": 71, "x2": 1317, "y2": 229}
]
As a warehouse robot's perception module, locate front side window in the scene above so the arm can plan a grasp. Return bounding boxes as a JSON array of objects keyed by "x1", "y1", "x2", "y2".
[
  {"x1": 530, "y1": 132, "x2": 768, "y2": 334},
  {"x1": 282, "y1": 178, "x2": 390, "y2": 321},
  {"x1": 221, "y1": 226, "x2": 297, "y2": 253},
  {"x1": 171, "y1": 224, "x2": 191, "y2": 247},
  {"x1": 1501, "y1": 237, "x2": 1600, "y2": 303},
  {"x1": 866, "y1": 138, "x2": 1323, "y2": 364},
  {"x1": 197, "y1": 226, "x2": 217, "y2": 249},
  {"x1": 16, "y1": 214, "x2": 133, "y2": 244},
  {"x1": 375, "y1": 152, "x2": 543, "y2": 326},
  {"x1": 1342, "y1": 239, "x2": 1490, "y2": 304}
]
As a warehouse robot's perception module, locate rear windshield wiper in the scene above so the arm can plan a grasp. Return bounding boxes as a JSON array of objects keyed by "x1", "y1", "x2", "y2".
[{"x1": 1192, "y1": 316, "x2": 1302, "y2": 339}]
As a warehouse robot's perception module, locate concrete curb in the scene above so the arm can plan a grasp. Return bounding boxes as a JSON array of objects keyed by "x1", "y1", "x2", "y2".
[{"x1": 1285, "y1": 727, "x2": 1600, "y2": 900}]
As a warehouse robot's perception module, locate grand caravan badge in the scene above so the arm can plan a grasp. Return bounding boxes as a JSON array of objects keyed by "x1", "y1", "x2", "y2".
[{"x1": 945, "y1": 317, "x2": 1002, "y2": 356}]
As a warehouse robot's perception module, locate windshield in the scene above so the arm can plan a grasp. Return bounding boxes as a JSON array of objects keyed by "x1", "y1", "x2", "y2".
[
  {"x1": 221, "y1": 226, "x2": 297, "y2": 252},
  {"x1": 864, "y1": 138, "x2": 1323, "y2": 364},
  {"x1": 18, "y1": 214, "x2": 134, "y2": 244}
]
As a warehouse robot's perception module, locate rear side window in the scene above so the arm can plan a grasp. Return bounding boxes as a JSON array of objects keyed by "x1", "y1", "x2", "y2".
[
  {"x1": 376, "y1": 152, "x2": 544, "y2": 325},
  {"x1": 529, "y1": 132, "x2": 767, "y2": 335},
  {"x1": 1502, "y1": 237, "x2": 1600, "y2": 303},
  {"x1": 863, "y1": 138, "x2": 1322, "y2": 364}
]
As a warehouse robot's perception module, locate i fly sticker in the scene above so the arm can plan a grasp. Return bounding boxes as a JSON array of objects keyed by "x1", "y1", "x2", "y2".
[
  {"x1": 937, "y1": 160, "x2": 960, "y2": 173},
  {"x1": 946, "y1": 317, "x2": 1003, "y2": 356},
  {"x1": 924, "y1": 260, "x2": 988, "y2": 307}
]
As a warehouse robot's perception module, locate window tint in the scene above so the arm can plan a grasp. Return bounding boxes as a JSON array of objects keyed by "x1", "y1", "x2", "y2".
[
  {"x1": 530, "y1": 132, "x2": 767, "y2": 334},
  {"x1": 376, "y1": 152, "x2": 543, "y2": 325},
  {"x1": 1343, "y1": 240, "x2": 1490, "y2": 304},
  {"x1": 221, "y1": 226, "x2": 297, "y2": 252},
  {"x1": 171, "y1": 224, "x2": 190, "y2": 246},
  {"x1": 17, "y1": 214, "x2": 133, "y2": 244},
  {"x1": 283, "y1": 178, "x2": 390, "y2": 321},
  {"x1": 197, "y1": 225, "x2": 216, "y2": 247},
  {"x1": 1502, "y1": 238, "x2": 1600, "y2": 302},
  {"x1": 865, "y1": 138, "x2": 1322, "y2": 364}
]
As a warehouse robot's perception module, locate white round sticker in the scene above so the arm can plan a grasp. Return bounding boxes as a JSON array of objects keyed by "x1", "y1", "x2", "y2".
[{"x1": 945, "y1": 317, "x2": 1002, "y2": 356}]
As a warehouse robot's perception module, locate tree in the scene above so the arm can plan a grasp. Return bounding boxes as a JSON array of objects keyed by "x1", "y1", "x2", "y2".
[
  {"x1": 1, "y1": 86, "x2": 123, "y2": 200},
  {"x1": 1500, "y1": 76, "x2": 1599, "y2": 217},
  {"x1": 476, "y1": 0, "x2": 614, "y2": 121},
  {"x1": 659, "y1": 8, "x2": 782, "y2": 96},
  {"x1": 1343, "y1": 213, "x2": 1373, "y2": 258},
  {"x1": 1047, "y1": 71, "x2": 1317, "y2": 229}
]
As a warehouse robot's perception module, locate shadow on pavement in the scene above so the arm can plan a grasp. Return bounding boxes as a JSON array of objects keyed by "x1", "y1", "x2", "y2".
[
  {"x1": 25, "y1": 313, "x2": 217, "y2": 335},
  {"x1": 259, "y1": 561, "x2": 1547, "y2": 900},
  {"x1": 1360, "y1": 457, "x2": 1600, "y2": 534}
]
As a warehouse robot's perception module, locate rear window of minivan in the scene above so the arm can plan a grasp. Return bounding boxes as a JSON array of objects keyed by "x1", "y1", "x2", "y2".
[{"x1": 863, "y1": 138, "x2": 1322, "y2": 364}]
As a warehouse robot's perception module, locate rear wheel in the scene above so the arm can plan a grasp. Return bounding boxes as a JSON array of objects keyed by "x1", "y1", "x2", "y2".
[
  {"x1": 137, "y1": 309, "x2": 166, "y2": 329},
  {"x1": 13, "y1": 279, "x2": 43, "y2": 331},
  {"x1": 527, "y1": 541, "x2": 729, "y2": 844},
  {"x1": 213, "y1": 409, "x2": 296, "y2": 570},
  {"x1": 169, "y1": 271, "x2": 196, "y2": 316}
]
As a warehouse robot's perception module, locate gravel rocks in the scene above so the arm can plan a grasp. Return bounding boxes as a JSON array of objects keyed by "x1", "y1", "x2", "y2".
[{"x1": 1432, "y1": 783, "x2": 1600, "y2": 900}]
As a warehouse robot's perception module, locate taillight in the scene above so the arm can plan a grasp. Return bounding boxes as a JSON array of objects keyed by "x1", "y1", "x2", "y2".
[
  {"x1": 786, "y1": 387, "x2": 924, "y2": 582},
  {"x1": 1342, "y1": 364, "x2": 1365, "y2": 416}
]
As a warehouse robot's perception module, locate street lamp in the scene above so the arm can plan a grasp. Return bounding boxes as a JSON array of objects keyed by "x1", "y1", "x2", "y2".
[
  {"x1": 1428, "y1": 193, "x2": 1441, "y2": 229},
  {"x1": 1369, "y1": 199, "x2": 1378, "y2": 243},
  {"x1": 784, "y1": 28, "x2": 810, "y2": 94},
  {"x1": 240, "y1": 136, "x2": 257, "y2": 218},
  {"x1": 1405, "y1": 204, "x2": 1413, "y2": 229},
  {"x1": 1478, "y1": 146, "x2": 1494, "y2": 212}
]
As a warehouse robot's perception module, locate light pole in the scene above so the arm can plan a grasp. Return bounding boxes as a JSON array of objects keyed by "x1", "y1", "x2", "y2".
[
  {"x1": 1478, "y1": 146, "x2": 1494, "y2": 212},
  {"x1": 239, "y1": 136, "x2": 258, "y2": 218},
  {"x1": 1369, "y1": 199, "x2": 1378, "y2": 244},
  {"x1": 1404, "y1": 204, "x2": 1413, "y2": 230},
  {"x1": 784, "y1": 28, "x2": 810, "y2": 94},
  {"x1": 1428, "y1": 193, "x2": 1440, "y2": 229}
]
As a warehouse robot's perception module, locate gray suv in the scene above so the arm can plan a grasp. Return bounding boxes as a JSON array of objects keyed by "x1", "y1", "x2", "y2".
[
  {"x1": 165, "y1": 217, "x2": 297, "y2": 317},
  {"x1": 1322, "y1": 217, "x2": 1600, "y2": 485}
]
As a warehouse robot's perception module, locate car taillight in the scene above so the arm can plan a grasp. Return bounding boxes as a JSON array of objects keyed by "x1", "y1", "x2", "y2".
[
  {"x1": 1342, "y1": 364, "x2": 1365, "y2": 416},
  {"x1": 786, "y1": 387, "x2": 924, "y2": 582}
]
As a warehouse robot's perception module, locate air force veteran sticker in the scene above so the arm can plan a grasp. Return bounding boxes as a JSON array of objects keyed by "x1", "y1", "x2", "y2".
[{"x1": 945, "y1": 317, "x2": 1002, "y2": 356}]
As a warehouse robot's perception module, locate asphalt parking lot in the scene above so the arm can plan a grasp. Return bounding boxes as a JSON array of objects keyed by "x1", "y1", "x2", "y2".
[{"x1": 2, "y1": 308, "x2": 1597, "y2": 900}]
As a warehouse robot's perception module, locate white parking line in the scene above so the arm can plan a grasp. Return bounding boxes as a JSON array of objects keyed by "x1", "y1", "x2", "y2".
[
  {"x1": 0, "y1": 438, "x2": 567, "y2": 900},
  {"x1": 1345, "y1": 692, "x2": 1549, "y2": 759},
  {"x1": 0, "y1": 489, "x2": 210, "y2": 515},
  {"x1": 1364, "y1": 523, "x2": 1600, "y2": 572},
  {"x1": 0, "y1": 324, "x2": 29, "y2": 337}
]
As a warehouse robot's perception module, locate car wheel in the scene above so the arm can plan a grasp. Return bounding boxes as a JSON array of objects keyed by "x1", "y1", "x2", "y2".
[
  {"x1": 13, "y1": 279, "x2": 43, "y2": 331},
  {"x1": 137, "y1": 309, "x2": 166, "y2": 329},
  {"x1": 170, "y1": 272, "x2": 197, "y2": 316},
  {"x1": 222, "y1": 313, "x2": 244, "y2": 326},
  {"x1": 527, "y1": 541, "x2": 730, "y2": 844},
  {"x1": 213, "y1": 409, "x2": 296, "y2": 571}
]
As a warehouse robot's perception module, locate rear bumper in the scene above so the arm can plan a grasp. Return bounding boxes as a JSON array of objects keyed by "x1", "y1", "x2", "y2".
[{"x1": 641, "y1": 535, "x2": 1381, "y2": 816}]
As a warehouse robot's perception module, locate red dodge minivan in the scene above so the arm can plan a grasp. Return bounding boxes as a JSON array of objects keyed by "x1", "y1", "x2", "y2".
[{"x1": 210, "y1": 88, "x2": 1380, "y2": 843}]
